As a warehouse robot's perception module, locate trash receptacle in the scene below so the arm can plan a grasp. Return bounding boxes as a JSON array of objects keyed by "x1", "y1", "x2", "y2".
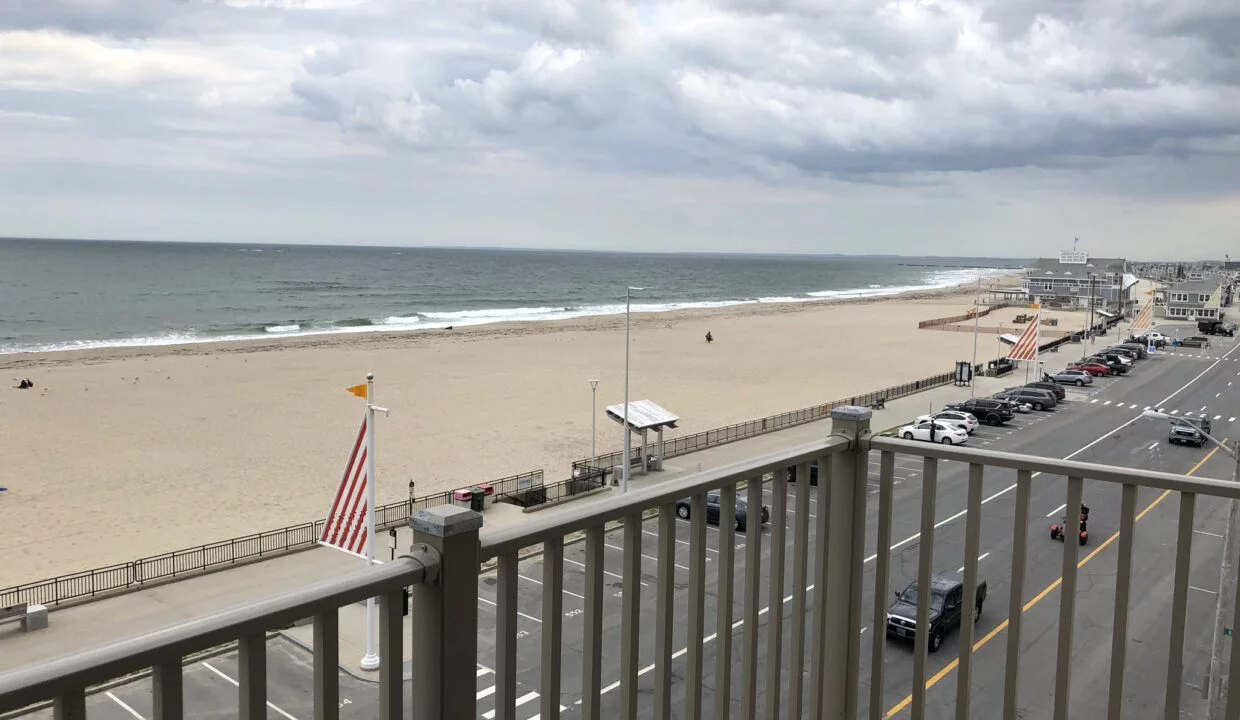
[
  {"x1": 469, "y1": 487, "x2": 485, "y2": 512},
  {"x1": 453, "y1": 489, "x2": 472, "y2": 508},
  {"x1": 477, "y1": 483, "x2": 495, "y2": 509}
]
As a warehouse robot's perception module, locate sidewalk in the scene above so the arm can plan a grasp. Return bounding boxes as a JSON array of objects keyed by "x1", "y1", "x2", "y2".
[{"x1": 0, "y1": 375, "x2": 1016, "y2": 678}]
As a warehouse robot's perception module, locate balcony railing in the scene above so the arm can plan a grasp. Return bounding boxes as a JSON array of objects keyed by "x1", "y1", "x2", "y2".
[{"x1": 3, "y1": 406, "x2": 1240, "y2": 719}]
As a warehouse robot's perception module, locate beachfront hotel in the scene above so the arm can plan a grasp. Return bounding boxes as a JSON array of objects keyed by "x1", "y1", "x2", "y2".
[{"x1": 1022, "y1": 250, "x2": 1139, "y2": 317}]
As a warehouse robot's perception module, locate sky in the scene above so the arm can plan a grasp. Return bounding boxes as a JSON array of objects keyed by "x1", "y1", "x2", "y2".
[{"x1": 1, "y1": 0, "x2": 1239, "y2": 259}]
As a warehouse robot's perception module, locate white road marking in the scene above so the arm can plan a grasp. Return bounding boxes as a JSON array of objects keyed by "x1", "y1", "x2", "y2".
[
  {"x1": 201, "y1": 661, "x2": 299, "y2": 720},
  {"x1": 519, "y1": 573, "x2": 586, "y2": 600},
  {"x1": 643, "y1": 528, "x2": 718, "y2": 554},
  {"x1": 1047, "y1": 503, "x2": 1067, "y2": 518},
  {"x1": 1191, "y1": 586, "x2": 1219, "y2": 595},
  {"x1": 563, "y1": 556, "x2": 648, "y2": 586},
  {"x1": 478, "y1": 666, "x2": 493, "y2": 677},
  {"x1": 1103, "y1": 400, "x2": 1112, "y2": 405},
  {"x1": 1217, "y1": 393, "x2": 1222, "y2": 398},
  {"x1": 957, "y1": 552, "x2": 990, "y2": 573},
  {"x1": 478, "y1": 685, "x2": 496, "y2": 700},
  {"x1": 1171, "y1": 409, "x2": 1180, "y2": 415},
  {"x1": 605, "y1": 543, "x2": 690, "y2": 571},
  {"x1": 478, "y1": 596, "x2": 543, "y2": 624},
  {"x1": 1203, "y1": 405, "x2": 1209, "y2": 412},
  {"x1": 1148, "y1": 442, "x2": 1159, "y2": 450},
  {"x1": 106, "y1": 692, "x2": 145, "y2": 720},
  {"x1": 1232, "y1": 418, "x2": 1237, "y2": 423},
  {"x1": 1091, "y1": 399, "x2": 1099, "y2": 404},
  {"x1": 1195, "y1": 530, "x2": 1224, "y2": 539},
  {"x1": 1215, "y1": 415, "x2": 1222, "y2": 421}
]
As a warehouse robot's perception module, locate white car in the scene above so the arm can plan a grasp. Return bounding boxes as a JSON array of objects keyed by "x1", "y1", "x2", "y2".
[
  {"x1": 916, "y1": 411, "x2": 978, "y2": 434},
  {"x1": 898, "y1": 420, "x2": 970, "y2": 445}
]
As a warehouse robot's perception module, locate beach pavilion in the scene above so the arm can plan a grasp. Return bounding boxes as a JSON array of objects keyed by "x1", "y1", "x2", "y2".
[{"x1": 605, "y1": 400, "x2": 679, "y2": 477}]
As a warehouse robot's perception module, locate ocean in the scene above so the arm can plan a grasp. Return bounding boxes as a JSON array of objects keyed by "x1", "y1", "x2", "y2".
[{"x1": 0, "y1": 238, "x2": 1026, "y2": 355}]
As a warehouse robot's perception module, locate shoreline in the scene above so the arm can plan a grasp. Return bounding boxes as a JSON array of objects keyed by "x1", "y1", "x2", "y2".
[{"x1": 1, "y1": 275, "x2": 1023, "y2": 369}]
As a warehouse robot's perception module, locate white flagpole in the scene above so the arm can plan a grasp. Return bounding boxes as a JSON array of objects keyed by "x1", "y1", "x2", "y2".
[{"x1": 359, "y1": 372, "x2": 380, "y2": 670}]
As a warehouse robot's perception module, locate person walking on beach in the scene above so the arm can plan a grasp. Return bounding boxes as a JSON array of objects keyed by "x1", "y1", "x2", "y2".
[{"x1": 705, "y1": 331, "x2": 713, "y2": 344}]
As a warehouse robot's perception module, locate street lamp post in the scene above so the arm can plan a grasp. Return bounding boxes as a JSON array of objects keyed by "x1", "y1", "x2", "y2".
[
  {"x1": 1142, "y1": 409, "x2": 1239, "y2": 720},
  {"x1": 623, "y1": 287, "x2": 645, "y2": 494},
  {"x1": 589, "y1": 379, "x2": 599, "y2": 467}
]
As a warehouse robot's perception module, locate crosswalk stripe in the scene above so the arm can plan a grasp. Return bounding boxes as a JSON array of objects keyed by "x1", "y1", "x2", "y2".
[
  {"x1": 1171, "y1": 409, "x2": 1180, "y2": 414},
  {"x1": 1091, "y1": 399, "x2": 1099, "y2": 404},
  {"x1": 1215, "y1": 415, "x2": 1222, "y2": 421}
]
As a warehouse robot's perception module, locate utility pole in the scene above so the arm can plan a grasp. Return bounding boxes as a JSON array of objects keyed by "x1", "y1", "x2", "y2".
[
  {"x1": 1087, "y1": 273, "x2": 1097, "y2": 353},
  {"x1": 1206, "y1": 442, "x2": 1240, "y2": 720}
]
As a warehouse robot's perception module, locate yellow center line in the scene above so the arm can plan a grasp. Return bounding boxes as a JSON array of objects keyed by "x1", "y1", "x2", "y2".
[{"x1": 884, "y1": 444, "x2": 1222, "y2": 718}]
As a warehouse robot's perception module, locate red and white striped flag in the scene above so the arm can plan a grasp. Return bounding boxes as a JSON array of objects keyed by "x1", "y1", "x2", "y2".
[
  {"x1": 320, "y1": 413, "x2": 371, "y2": 557},
  {"x1": 1007, "y1": 311, "x2": 1041, "y2": 361}
]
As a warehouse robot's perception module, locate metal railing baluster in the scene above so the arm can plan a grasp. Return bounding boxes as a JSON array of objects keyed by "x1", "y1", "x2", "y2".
[
  {"x1": 53, "y1": 690, "x2": 85, "y2": 720},
  {"x1": 378, "y1": 589, "x2": 404, "y2": 720},
  {"x1": 620, "y1": 514, "x2": 642, "y2": 720},
  {"x1": 869, "y1": 451, "x2": 896, "y2": 720},
  {"x1": 956, "y1": 463, "x2": 984, "y2": 720},
  {"x1": 152, "y1": 659, "x2": 184, "y2": 720},
  {"x1": 541, "y1": 537, "x2": 565, "y2": 720},
  {"x1": 740, "y1": 477, "x2": 764, "y2": 719},
  {"x1": 495, "y1": 551, "x2": 519, "y2": 720},
  {"x1": 912, "y1": 456, "x2": 939, "y2": 720},
  {"x1": 714, "y1": 483, "x2": 737, "y2": 719},
  {"x1": 1053, "y1": 476, "x2": 1084, "y2": 720},
  {"x1": 684, "y1": 493, "x2": 708, "y2": 720},
  {"x1": 764, "y1": 469, "x2": 788, "y2": 720},
  {"x1": 1003, "y1": 469, "x2": 1032, "y2": 720},
  {"x1": 238, "y1": 633, "x2": 266, "y2": 720},
  {"x1": 581, "y1": 526, "x2": 604, "y2": 720},
  {"x1": 809, "y1": 455, "x2": 833, "y2": 717},
  {"x1": 654, "y1": 505, "x2": 676, "y2": 720},
  {"x1": 1106, "y1": 484, "x2": 1137, "y2": 720},
  {"x1": 1165, "y1": 492, "x2": 1196, "y2": 719},
  {"x1": 787, "y1": 461, "x2": 812, "y2": 719},
  {"x1": 312, "y1": 610, "x2": 338, "y2": 720}
]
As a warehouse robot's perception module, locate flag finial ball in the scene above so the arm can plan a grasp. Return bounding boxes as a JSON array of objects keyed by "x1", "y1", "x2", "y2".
[{"x1": 367, "y1": 373, "x2": 374, "y2": 381}]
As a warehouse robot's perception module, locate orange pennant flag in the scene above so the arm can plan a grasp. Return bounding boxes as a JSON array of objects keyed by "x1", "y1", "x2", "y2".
[{"x1": 345, "y1": 383, "x2": 368, "y2": 399}]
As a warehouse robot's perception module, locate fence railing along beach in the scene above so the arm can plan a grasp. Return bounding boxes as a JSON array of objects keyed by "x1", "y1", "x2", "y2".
[
  {"x1": 917, "y1": 301, "x2": 1011, "y2": 329},
  {"x1": 0, "y1": 469, "x2": 542, "y2": 610}
]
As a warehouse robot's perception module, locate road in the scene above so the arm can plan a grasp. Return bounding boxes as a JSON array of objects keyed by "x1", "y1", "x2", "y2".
[{"x1": 12, "y1": 337, "x2": 1240, "y2": 719}]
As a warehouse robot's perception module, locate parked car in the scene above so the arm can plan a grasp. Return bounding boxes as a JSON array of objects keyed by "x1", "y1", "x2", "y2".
[
  {"x1": 1069, "y1": 362, "x2": 1111, "y2": 377},
  {"x1": 1131, "y1": 332, "x2": 1169, "y2": 348},
  {"x1": 1095, "y1": 351, "x2": 1133, "y2": 366},
  {"x1": 916, "y1": 410, "x2": 978, "y2": 434},
  {"x1": 1103, "y1": 347, "x2": 1140, "y2": 362},
  {"x1": 943, "y1": 398, "x2": 1013, "y2": 426},
  {"x1": 1082, "y1": 356, "x2": 1129, "y2": 375},
  {"x1": 1021, "y1": 381, "x2": 1066, "y2": 400},
  {"x1": 1114, "y1": 343, "x2": 1148, "y2": 359},
  {"x1": 1169, "y1": 416, "x2": 1212, "y2": 447},
  {"x1": 1199, "y1": 320, "x2": 1236, "y2": 337},
  {"x1": 898, "y1": 420, "x2": 970, "y2": 445},
  {"x1": 675, "y1": 489, "x2": 770, "y2": 531},
  {"x1": 989, "y1": 395, "x2": 1032, "y2": 413},
  {"x1": 995, "y1": 388, "x2": 1057, "y2": 411},
  {"x1": 1180, "y1": 336, "x2": 1212, "y2": 349},
  {"x1": 1049, "y1": 369, "x2": 1094, "y2": 386},
  {"x1": 886, "y1": 576, "x2": 988, "y2": 653}
]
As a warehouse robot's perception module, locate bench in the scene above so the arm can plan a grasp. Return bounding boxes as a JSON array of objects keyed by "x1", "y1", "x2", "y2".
[
  {"x1": 0, "y1": 602, "x2": 48, "y2": 632},
  {"x1": 869, "y1": 397, "x2": 887, "y2": 410}
]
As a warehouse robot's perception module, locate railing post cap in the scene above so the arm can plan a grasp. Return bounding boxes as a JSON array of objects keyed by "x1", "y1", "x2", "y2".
[
  {"x1": 409, "y1": 505, "x2": 483, "y2": 537},
  {"x1": 831, "y1": 405, "x2": 872, "y2": 422}
]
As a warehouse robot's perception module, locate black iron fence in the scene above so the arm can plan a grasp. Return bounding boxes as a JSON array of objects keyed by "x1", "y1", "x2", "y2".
[
  {"x1": 0, "y1": 469, "x2": 542, "y2": 609},
  {"x1": 573, "y1": 369, "x2": 958, "y2": 477},
  {"x1": 500, "y1": 473, "x2": 608, "y2": 509}
]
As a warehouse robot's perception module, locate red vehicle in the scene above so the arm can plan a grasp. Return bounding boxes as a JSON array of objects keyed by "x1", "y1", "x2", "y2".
[
  {"x1": 1051, "y1": 505, "x2": 1090, "y2": 545},
  {"x1": 1069, "y1": 363, "x2": 1110, "y2": 377}
]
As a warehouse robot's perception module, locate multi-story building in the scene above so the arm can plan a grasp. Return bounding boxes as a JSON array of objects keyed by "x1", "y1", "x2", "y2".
[
  {"x1": 1023, "y1": 251, "x2": 1138, "y2": 314},
  {"x1": 1155, "y1": 279, "x2": 1224, "y2": 321}
]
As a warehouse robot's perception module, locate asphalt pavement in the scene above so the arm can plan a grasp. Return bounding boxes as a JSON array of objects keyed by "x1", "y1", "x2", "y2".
[{"x1": 12, "y1": 337, "x2": 1240, "y2": 720}]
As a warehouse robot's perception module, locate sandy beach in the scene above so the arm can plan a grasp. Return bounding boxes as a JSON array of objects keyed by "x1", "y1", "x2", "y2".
[{"x1": 0, "y1": 275, "x2": 1093, "y2": 586}]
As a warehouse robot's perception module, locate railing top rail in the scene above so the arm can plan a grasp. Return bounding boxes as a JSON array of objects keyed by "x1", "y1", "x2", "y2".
[
  {"x1": 479, "y1": 436, "x2": 850, "y2": 560},
  {"x1": 871, "y1": 436, "x2": 1240, "y2": 498},
  {"x1": 0, "y1": 555, "x2": 437, "y2": 714}
]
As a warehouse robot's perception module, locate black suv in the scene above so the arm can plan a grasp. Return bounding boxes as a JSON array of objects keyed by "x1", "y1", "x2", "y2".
[
  {"x1": 886, "y1": 575, "x2": 988, "y2": 653},
  {"x1": 943, "y1": 398, "x2": 1012, "y2": 426},
  {"x1": 1023, "y1": 381, "x2": 1066, "y2": 400}
]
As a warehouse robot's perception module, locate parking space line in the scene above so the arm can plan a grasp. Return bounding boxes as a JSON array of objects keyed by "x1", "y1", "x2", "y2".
[
  {"x1": 1046, "y1": 503, "x2": 1067, "y2": 518},
  {"x1": 563, "y1": 556, "x2": 648, "y2": 586},
  {"x1": 106, "y1": 692, "x2": 145, "y2": 720},
  {"x1": 478, "y1": 596, "x2": 543, "y2": 624},
  {"x1": 519, "y1": 573, "x2": 586, "y2": 600},
  {"x1": 957, "y1": 552, "x2": 989, "y2": 574},
  {"x1": 1191, "y1": 586, "x2": 1219, "y2": 595},
  {"x1": 643, "y1": 528, "x2": 718, "y2": 554},
  {"x1": 201, "y1": 661, "x2": 299, "y2": 720},
  {"x1": 478, "y1": 666, "x2": 493, "y2": 677},
  {"x1": 604, "y1": 542, "x2": 690, "y2": 571},
  {"x1": 1195, "y1": 530, "x2": 1224, "y2": 539}
]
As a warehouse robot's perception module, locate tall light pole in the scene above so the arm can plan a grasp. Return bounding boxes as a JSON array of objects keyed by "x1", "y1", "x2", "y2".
[
  {"x1": 1142, "y1": 409, "x2": 1239, "y2": 719},
  {"x1": 623, "y1": 287, "x2": 644, "y2": 493},
  {"x1": 971, "y1": 277, "x2": 982, "y2": 398},
  {"x1": 589, "y1": 378, "x2": 599, "y2": 468}
]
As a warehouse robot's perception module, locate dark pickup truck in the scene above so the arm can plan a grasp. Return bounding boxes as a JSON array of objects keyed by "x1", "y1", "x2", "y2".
[
  {"x1": 1169, "y1": 416, "x2": 1212, "y2": 447},
  {"x1": 886, "y1": 575, "x2": 988, "y2": 653}
]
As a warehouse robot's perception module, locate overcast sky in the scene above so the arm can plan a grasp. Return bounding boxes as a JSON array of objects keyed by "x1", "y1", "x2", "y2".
[{"x1": 1, "y1": 0, "x2": 1238, "y2": 259}]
